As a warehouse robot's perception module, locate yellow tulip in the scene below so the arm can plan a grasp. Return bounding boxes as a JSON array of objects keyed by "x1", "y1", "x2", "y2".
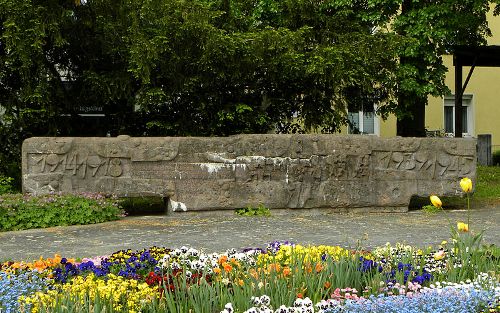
[
  {"x1": 457, "y1": 222, "x2": 469, "y2": 232},
  {"x1": 460, "y1": 177, "x2": 472, "y2": 193},
  {"x1": 430, "y1": 195, "x2": 442, "y2": 208}
]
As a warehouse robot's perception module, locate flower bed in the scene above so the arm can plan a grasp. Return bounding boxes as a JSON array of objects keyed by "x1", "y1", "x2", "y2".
[
  {"x1": 1, "y1": 241, "x2": 498, "y2": 313},
  {"x1": 1, "y1": 178, "x2": 499, "y2": 312}
]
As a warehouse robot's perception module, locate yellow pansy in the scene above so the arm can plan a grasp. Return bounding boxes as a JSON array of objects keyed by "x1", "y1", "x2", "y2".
[
  {"x1": 258, "y1": 244, "x2": 351, "y2": 266},
  {"x1": 21, "y1": 273, "x2": 156, "y2": 312}
]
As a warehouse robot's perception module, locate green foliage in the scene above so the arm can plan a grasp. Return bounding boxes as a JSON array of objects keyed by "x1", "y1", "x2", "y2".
[
  {"x1": 446, "y1": 227, "x2": 487, "y2": 281},
  {"x1": 0, "y1": 193, "x2": 123, "y2": 231},
  {"x1": 390, "y1": 0, "x2": 500, "y2": 136},
  {"x1": 1, "y1": 0, "x2": 500, "y2": 179},
  {"x1": 0, "y1": 0, "x2": 403, "y2": 180},
  {"x1": 422, "y1": 182, "x2": 500, "y2": 282},
  {"x1": 120, "y1": 197, "x2": 167, "y2": 215},
  {"x1": 422, "y1": 204, "x2": 442, "y2": 214},
  {"x1": 475, "y1": 165, "x2": 500, "y2": 199},
  {"x1": 0, "y1": 176, "x2": 13, "y2": 195},
  {"x1": 493, "y1": 150, "x2": 500, "y2": 166},
  {"x1": 127, "y1": 0, "x2": 403, "y2": 135},
  {"x1": 235, "y1": 203, "x2": 271, "y2": 216}
]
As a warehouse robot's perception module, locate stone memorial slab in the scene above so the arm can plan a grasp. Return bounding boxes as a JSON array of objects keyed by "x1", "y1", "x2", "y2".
[{"x1": 22, "y1": 135, "x2": 476, "y2": 212}]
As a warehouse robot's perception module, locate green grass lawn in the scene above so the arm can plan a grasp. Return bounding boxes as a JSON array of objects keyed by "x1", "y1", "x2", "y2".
[
  {"x1": 411, "y1": 165, "x2": 500, "y2": 209},
  {"x1": 475, "y1": 165, "x2": 500, "y2": 199}
]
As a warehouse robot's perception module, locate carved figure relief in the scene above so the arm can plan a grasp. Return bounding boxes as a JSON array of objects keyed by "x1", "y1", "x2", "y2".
[
  {"x1": 326, "y1": 154, "x2": 348, "y2": 179},
  {"x1": 353, "y1": 155, "x2": 370, "y2": 178},
  {"x1": 23, "y1": 136, "x2": 477, "y2": 212},
  {"x1": 30, "y1": 138, "x2": 73, "y2": 155},
  {"x1": 131, "y1": 139, "x2": 179, "y2": 161}
]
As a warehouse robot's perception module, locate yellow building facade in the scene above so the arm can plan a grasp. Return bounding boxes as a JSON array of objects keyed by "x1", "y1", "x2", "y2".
[{"x1": 346, "y1": 10, "x2": 500, "y2": 152}]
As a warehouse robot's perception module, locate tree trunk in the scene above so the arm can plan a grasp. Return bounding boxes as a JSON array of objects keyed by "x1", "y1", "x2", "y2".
[
  {"x1": 396, "y1": 0, "x2": 426, "y2": 138},
  {"x1": 396, "y1": 95, "x2": 426, "y2": 137}
]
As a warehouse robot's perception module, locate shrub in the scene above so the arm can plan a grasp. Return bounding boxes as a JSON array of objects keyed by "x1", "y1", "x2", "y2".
[
  {"x1": 235, "y1": 204, "x2": 271, "y2": 216},
  {"x1": 493, "y1": 150, "x2": 500, "y2": 166},
  {"x1": 0, "y1": 176, "x2": 13, "y2": 195},
  {"x1": 0, "y1": 193, "x2": 123, "y2": 231}
]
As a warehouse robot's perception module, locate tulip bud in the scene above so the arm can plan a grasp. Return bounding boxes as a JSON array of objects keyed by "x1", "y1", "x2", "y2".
[
  {"x1": 457, "y1": 222, "x2": 469, "y2": 232},
  {"x1": 460, "y1": 177, "x2": 472, "y2": 193},
  {"x1": 430, "y1": 195, "x2": 442, "y2": 208}
]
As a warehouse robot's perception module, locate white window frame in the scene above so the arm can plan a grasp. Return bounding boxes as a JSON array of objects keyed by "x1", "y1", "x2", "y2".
[
  {"x1": 443, "y1": 94, "x2": 474, "y2": 137},
  {"x1": 347, "y1": 105, "x2": 380, "y2": 136}
]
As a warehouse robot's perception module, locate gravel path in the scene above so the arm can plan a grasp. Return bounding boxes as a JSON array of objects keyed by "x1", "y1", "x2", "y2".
[{"x1": 1, "y1": 205, "x2": 499, "y2": 261}]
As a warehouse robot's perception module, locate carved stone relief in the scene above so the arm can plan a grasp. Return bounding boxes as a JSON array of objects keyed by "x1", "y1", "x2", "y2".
[{"x1": 22, "y1": 135, "x2": 477, "y2": 212}]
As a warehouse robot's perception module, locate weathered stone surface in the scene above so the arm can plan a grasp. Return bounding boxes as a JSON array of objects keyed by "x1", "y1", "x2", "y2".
[{"x1": 22, "y1": 135, "x2": 476, "y2": 212}]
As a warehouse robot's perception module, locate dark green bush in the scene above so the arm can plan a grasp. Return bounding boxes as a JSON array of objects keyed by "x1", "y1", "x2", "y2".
[
  {"x1": 0, "y1": 176, "x2": 13, "y2": 195},
  {"x1": 493, "y1": 150, "x2": 500, "y2": 166},
  {"x1": 0, "y1": 193, "x2": 123, "y2": 231}
]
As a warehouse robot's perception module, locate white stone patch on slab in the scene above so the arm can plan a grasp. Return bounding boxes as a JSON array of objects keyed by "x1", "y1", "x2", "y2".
[
  {"x1": 199, "y1": 163, "x2": 248, "y2": 174},
  {"x1": 235, "y1": 156, "x2": 294, "y2": 165},
  {"x1": 199, "y1": 163, "x2": 230, "y2": 174},
  {"x1": 232, "y1": 164, "x2": 247, "y2": 171},
  {"x1": 236, "y1": 156, "x2": 266, "y2": 163},
  {"x1": 169, "y1": 199, "x2": 187, "y2": 212},
  {"x1": 270, "y1": 157, "x2": 292, "y2": 165},
  {"x1": 205, "y1": 152, "x2": 236, "y2": 164}
]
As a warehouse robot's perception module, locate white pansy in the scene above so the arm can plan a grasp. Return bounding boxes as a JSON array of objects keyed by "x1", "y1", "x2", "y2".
[
  {"x1": 293, "y1": 298, "x2": 303, "y2": 307},
  {"x1": 188, "y1": 248, "x2": 199, "y2": 257},
  {"x1": 251, "y1": 296, "x2": 262, "y2": 306},
  {"x1": 223, "y1": 303, "x2": 234, "y2": 313},
  {"x1": 274, "y1": 305, "x2": 289, "y2": 313},
  {"x1": 260, "y1": 295, "x2": 271, "y2": 306},
  {"x1": 170, "y1": 261, "x2": 180, "y2": 270}
]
